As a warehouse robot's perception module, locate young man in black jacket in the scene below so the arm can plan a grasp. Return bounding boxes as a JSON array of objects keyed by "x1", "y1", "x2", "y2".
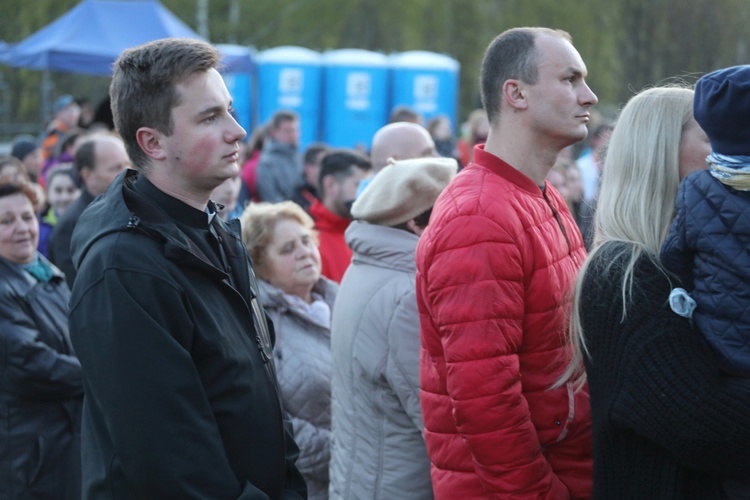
[{"x1": 69, "y1": 38, "x2": 307, "y2": 499}]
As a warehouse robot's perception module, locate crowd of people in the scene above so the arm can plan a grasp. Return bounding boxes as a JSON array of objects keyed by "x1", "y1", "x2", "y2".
[{"x1": 1, "y1": 27, "x2": 749, "y2": 500}]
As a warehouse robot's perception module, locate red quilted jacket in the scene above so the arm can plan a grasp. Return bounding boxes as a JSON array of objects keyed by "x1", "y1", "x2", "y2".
[{"x1": 416, "y1": 146, "x2": 592, "y2": 499}]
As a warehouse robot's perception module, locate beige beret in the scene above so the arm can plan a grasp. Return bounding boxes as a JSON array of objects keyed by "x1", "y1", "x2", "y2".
[{"x1": 352, "y1": 156, "x2": 458, "y2": 227}]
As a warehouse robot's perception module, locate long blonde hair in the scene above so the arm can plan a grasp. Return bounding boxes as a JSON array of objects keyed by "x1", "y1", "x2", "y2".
[{"x1": 559, "y1": 86, "x2": 693, "y2": 388}]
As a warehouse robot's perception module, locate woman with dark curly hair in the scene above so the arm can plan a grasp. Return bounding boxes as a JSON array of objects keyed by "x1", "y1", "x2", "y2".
[{"x1": 0, "y1": 178, "x2": 82, "y2": 499}]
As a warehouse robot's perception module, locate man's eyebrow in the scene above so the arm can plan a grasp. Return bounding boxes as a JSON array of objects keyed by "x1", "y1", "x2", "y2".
[
  {"x1": 196, "y1": 105, "x2": 223, "y2": 116},
  {"x1": 567, "y1": 67, "x2": 585, "y2": 78},
  {"x1": 197, "y1": 101, "x2": 233, "y2": 116}
]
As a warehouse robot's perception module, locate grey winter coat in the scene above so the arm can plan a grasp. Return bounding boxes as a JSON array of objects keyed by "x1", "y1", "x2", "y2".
[
  {"x1": 259, "y1": 277, "x2": 338, "y2": 500},
  {"x1": 255, "y1": 139, "x2": 303, "y2": 203},
  {"x1": 329, "y1": 222, "x2": 433, "y2": 500}
]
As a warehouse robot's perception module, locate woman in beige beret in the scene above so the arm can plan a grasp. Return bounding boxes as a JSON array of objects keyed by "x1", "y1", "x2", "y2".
[{"x1": 329, "y1": 157, "x2": 457, "y2": 500}]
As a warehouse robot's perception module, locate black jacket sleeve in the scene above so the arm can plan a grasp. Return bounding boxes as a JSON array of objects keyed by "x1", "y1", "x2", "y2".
[
  {"x1": 0, "y1": 300, "x2": 82, "y2": 400},
  {"x1": 281, "y1": 413, "x2": 309, "y2": 499}
]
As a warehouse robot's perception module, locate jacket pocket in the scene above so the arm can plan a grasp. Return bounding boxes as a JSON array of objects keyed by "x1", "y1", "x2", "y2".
[{"x1": 22, "y1": 435, "x2": 47, "y2": 487}]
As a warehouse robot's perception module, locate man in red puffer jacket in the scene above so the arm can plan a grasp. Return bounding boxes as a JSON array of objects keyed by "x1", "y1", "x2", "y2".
[{"x1": 416, "y1": 27, "x2": 597, "y2": 499}]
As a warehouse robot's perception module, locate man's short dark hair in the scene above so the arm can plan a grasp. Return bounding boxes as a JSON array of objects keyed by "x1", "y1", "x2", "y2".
[
  {"x1": 303, "y1": 143, "x2": 329, "y2": 166},
  {"x1": 389, "y1": 105, "x2": 420, "y2": 124},
  {"x1": 74, "y1": 138, "x2": 97, "y2": 174},
  {"x1": 318, "y1": 149, "x2": 371, "y2": 196},
  {"x1": 270, "y1": 110, "x2": 298, "y2": 130},
  {"x1": 110, "y1": 38, "x2": 220, "y2": 172},
  {"x1": 480, "y1": 27, "x2": 571, "y2": 125}
]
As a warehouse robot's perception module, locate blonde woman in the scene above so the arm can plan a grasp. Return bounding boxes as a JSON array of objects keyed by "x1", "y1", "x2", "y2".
[
  {"x1": 560, "y1": 86, "x2": 750, "y2": 498},
  {"x1": 241, "y1": 201, "x2": 337, "y2": 500}
]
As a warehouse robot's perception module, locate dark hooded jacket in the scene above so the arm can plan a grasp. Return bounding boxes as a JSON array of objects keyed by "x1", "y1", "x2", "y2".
[
  {"x1": 0, "y1": 255, "x2": 83, "y2": 499},
  {"x1": 68, "y1": 169, "x2": 306, "y2": 499}
]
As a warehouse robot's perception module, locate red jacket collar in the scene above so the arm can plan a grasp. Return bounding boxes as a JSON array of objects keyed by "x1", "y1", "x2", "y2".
[
  {"x1": 473, "y1": 145, "x2": 546, "y2": 196},
  {"x1": 309, "y1": 199, "x2": 351, "y2": 232}
]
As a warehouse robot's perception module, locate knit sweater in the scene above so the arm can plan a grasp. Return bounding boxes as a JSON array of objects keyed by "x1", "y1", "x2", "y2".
[{"x1": 581, "y1": 241, "x2": 750, "y2": 499}]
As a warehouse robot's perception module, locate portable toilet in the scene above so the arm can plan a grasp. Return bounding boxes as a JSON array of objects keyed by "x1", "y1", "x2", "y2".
[
  {"x1": 388, "y1": 51, "x2": 460, "y2": 130},
  {"x1": 256, "y1": 46, "x2": 322, "y2": 149},
  {"x1": 321, "y1": 49, "x2": 389, "y2": 149},
  {"x1": 217, "y1": 44, "x2": 256, "y2": 135}
]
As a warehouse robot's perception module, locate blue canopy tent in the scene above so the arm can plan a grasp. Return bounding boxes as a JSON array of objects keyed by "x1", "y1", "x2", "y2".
[
  {"x1": 0, "y1": 0, "x2": 256, "y2": 130},
  {"x1": 0, "y1": 0, "x2": 251, "y2": 75}
]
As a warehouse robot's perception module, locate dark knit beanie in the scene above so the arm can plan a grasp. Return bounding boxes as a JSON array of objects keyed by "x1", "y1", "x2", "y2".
[
  {"x1": 10, "y1": 139, "x2": 38, "y2": 162},
  {"x1": 694, "y1": 65, "x2": 750, "y2": 156}
]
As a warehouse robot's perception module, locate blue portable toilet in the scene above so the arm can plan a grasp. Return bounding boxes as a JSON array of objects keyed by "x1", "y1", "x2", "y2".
[
  {"x1": 388, "y1": 51, "x2": 460, "y2": 130},
  {"x1": 256, "y1": 46, "x2": 322, "y2": 150},
  {"x1": 321, "y1": 49, "x2": 389, "y2": 149},
  {"x1": 217, "y1": 44, "x2": 256, "y2": 135}
]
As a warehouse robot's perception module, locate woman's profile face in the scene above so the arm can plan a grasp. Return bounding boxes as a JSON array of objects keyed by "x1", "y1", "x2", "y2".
[
  {"x1": 0, "y1": 193, "x2": 39, "y2": 264},
  {"x1": 262, "y1": 218, "x2": 321, "y2": 299},
  {"x1": 679, "y1": 118, "x2": 711, "y2": 180}
]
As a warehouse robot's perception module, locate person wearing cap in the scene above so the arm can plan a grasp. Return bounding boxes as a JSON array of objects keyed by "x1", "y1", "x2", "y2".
[
  {"x1": 10, "y1": 136, "x2": 43, "y2": 183},
  {"x1": 415, "y1": 28, "x2": 596, "y2": 498},
  {"x1": 329, "y1": 156, "x2": 457, "y2": 500},
  {"x1": 40, "y1": 95, "x2": 81, "y2": 164},
  {"x1": 661, "y1": 66, "x2": 750, "y2": 498}
]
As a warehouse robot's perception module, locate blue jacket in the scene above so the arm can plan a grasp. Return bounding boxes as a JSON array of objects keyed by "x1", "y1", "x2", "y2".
[{"x1": 662, "y1": 169, "x2": 750, "y2": 375}]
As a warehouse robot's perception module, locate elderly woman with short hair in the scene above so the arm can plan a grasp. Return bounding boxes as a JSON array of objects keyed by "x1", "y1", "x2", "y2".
[
  {"x1": 0, "y1": 178, "x2": 83, "y2": 499},
  {"x1": 241, "y1": 200, "x2": 337, "y2": 500}
]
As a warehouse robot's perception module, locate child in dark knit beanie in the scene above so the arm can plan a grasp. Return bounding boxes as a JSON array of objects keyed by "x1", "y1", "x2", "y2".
[{"x1": 661, "y1": 65, "x2": 750, "y2": 500}]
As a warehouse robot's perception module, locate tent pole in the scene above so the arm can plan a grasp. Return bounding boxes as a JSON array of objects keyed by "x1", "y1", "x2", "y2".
[
  {"x1": 197, "y1": 0, "x2": 209, "y2": 40},
  {"x1": 41, "y1": 70, "x2": 54, "y2": 126}
]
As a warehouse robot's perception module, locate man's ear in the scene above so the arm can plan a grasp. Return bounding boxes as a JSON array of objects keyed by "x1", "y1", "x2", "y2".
[
  {"x1": 321, "y1": 175, "x2": 336, "y2": 197},
  {"x1": 503, "y1": 79, "x2": 528, "y2": 111},
  {"x1": 79, "y1": 167, "x2": 91, "y2": 185},
  {"x1": 405, "y1": 218, "x2": 425, "y2": 237},
  {"x1": 135, "y1": 127, "x2": 167, "y2": 161}
]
